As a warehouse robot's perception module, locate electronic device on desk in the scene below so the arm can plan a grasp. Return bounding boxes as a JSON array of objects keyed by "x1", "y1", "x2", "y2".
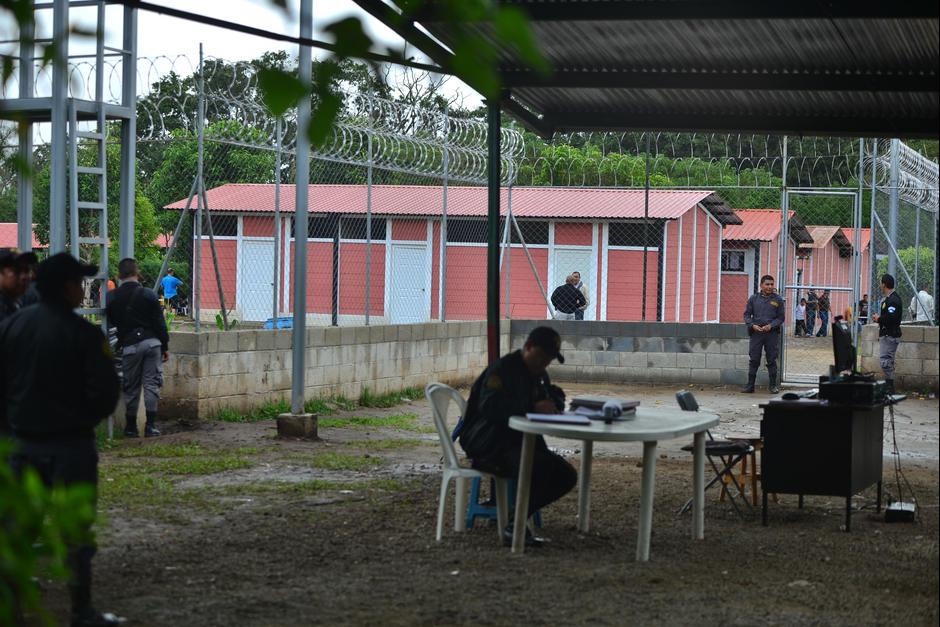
[
  {"x1": 570, "y1": 396, "x2": 639, "y2": 423},
  {"x1": 818, "y1": 319, "x2": 889, "y2": 406}
]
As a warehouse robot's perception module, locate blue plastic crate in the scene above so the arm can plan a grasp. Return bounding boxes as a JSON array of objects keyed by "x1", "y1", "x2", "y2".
[{"x1": 263, "y1": 316, "x2": 293, "y2": 330}]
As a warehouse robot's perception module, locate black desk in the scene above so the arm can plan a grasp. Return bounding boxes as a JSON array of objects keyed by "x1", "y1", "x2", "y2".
[{"x1": 759, "y1": 399, "x2": 883, "y2": 531}]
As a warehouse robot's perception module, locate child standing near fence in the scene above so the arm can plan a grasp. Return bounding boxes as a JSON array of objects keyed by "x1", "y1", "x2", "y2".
[{"x1": 794, "y1": 298, "x2": 807, "y2": 336}]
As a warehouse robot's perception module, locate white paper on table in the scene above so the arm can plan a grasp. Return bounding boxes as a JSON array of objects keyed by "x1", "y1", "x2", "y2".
[{"x1": 525, "y1": 412, "x2": 591, "y2": 425}]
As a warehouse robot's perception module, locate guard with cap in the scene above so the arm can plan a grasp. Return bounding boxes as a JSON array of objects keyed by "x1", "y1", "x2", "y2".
[
  {"x1": 0, "y1": 247, "x2": 38, "y2": 323},
  {"x1": 742, "y1": 274, "x2": 786, "y2": 394},
  {"x1": 0, "y1": 252, "x2": 124, "y2": 627},
  {"x1": 106, "y1": 257, "x2": 170, "y2": 438},
  {"x1": 872, "y1": 273, "x2": 903, "y2": 394},
  {"x1": 459, "y1": 325, "x2": 577, "y2": 547}
]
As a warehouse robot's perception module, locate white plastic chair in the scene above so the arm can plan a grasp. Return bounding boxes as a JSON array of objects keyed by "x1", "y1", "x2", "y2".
[{"x1": 426, "y1": 383, "x2": 508, "y2": 543}]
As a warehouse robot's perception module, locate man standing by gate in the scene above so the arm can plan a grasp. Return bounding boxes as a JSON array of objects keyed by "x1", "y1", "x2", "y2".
[
  {"x1": 742, "y1": 274, "x2": 785, "y2": 394},
  {"x1": 872, "y1": 273, "x2": 903, "y2": 394},
  {"x1": 107, "y1": 258, "x2": 170, "y2": 437}
]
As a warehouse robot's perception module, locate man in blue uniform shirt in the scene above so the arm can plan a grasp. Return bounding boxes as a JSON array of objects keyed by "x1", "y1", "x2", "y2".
[
  {"x1": 742, "y1": 274, "x2": 786, "y2": 394},
  {"x1": 872, "y1": 273, "x2": 903, "y2": 394}
]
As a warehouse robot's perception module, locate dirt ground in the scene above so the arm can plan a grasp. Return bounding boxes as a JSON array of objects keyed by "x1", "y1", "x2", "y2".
[{"x1": 35, "y1": 383, "x2": 939, "y2": 626}]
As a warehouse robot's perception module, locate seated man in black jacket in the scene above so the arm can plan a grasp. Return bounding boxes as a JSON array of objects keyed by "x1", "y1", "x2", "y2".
[
  {"x1": 0, "y1": 252, "x2": 123, "y2": 626},
  {"x1": 106, "y1": 258, "x2": 170, "y2": 437},
  {"x1": 459, "y1": 326, "x2": 577, "y2": 546}
]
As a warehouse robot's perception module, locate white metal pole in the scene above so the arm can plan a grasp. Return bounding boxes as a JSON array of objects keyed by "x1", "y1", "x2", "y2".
[
  {"x1": 365, "y1": 91, "x2": 373, "y2": 325},
  {"x1": 16, "y1": 12, "x2": 34, "y2": 251},
  {"x1": 49, "y1": 0, "x2": 69, "y2": 253},
  {"x1": 273, "y1": 117, "x2": 282, "y2": 323},
  {"x1": 193, "y1": 44, "x2": 204, "y2": 332}
]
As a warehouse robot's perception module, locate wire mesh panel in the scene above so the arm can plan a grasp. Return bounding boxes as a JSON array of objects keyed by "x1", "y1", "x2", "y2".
[{"x1": 782, "y1": 191, "x2": 860, "y2": 382}]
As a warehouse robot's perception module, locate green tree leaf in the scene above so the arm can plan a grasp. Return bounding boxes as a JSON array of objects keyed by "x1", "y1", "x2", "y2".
[{"x1": 258, "y1": 68, "x2": 307, "y2": 117}]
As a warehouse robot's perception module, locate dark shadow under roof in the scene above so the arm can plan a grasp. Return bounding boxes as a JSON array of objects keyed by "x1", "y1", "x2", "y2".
[{"x1": 353, "y1": 1, "x2": 939, "y2": 139}]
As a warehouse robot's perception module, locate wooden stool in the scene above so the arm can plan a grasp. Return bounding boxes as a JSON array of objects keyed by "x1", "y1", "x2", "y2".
[{"x1": 721, "y1": 436, "x2": 776, "y2": 506}]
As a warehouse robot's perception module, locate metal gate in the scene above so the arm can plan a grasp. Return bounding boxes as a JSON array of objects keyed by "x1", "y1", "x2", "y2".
[{"x1": 780, "y1": 189, "x2": 863, "y2": 383}]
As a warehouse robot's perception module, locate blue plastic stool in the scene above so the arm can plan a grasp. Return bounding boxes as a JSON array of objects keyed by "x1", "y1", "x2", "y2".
[{"x1": 465, "y1": 476, "x2": 542, "y2": 529}]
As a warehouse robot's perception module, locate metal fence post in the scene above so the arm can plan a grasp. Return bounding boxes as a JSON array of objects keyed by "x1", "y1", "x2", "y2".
[
  {"x1": 291, "y1": 0, "x2": 312, "y2": 415},
  {"x1": 193, "y1": 44, "x2": 204, "y2": 332},
  {"x1": 440, "y1": 108, "x2": 449, "y2": 321},
  {"x1": 365, "y1": 91, "x2": 373, "y2": 325},
  {"x1": 273, "y1": 117, "x2": 282, "y2": 324},
  {"x1": 887, "y1": 138, "x2": 899, "y2": 277}
]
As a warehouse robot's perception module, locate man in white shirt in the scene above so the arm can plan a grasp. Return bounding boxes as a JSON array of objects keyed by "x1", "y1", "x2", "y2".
[{"x1": 910, "y1": 285, "x2": 934, "y2": 323}]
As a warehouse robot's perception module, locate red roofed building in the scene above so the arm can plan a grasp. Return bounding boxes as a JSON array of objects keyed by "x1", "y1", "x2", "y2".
[
  {"x1": 165, "y1": 184, "x2": 741, "y2": 323},
  {"x1": 0, "y1": 223, "x2": 44, "y2": 250}
]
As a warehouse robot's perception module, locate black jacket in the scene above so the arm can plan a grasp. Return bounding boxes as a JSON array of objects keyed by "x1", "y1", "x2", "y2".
[
  {"x1": 878, "y1": 291, "x2": 903, "y2": 338},
  {"x1": 744, "y1": 291, "x2": 786, "y2": 332},
  {"x1": 106, "y1": 281, "x2": 170, "y2": 352},
  {"x1": 459, "y1": 350, "x2": 560, "y2": 459},
  {"x1": 0, "y1": 301, "x2": 119, "y2": 440},
  {"x1": 551, "y1": 283, "x2": 586, "y2": 314}
]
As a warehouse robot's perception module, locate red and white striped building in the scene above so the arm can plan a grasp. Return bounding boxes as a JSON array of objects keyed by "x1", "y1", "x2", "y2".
[{"x1": 165, "y1": 184, "x2": 741, "y2": 324}]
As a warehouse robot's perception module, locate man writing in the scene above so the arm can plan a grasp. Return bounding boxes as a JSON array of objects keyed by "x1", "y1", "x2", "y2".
[
  {"x1": 742, "y1": 274, "x2": 785, "y2": 394},
  {"x1": 106, "y1": 258, "x2": 170, "y2": 438},
  {"x1": 872, "y1": 274, "x2": 902, "y2": 394},
  {"x1": 0, "y1": 253, "x2": 123, "y2": 626},
  {"x1": 459, "y1": 326, "x2": 577, "y2": 547}
]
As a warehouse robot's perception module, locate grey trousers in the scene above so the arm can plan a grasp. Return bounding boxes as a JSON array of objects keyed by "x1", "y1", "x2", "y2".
[
  {"x1": 879, "y1": 336, "x2": 901, "y2": 380},
  {"x1": 122, "y1": 340, "x2": 163, "y2": 415}
]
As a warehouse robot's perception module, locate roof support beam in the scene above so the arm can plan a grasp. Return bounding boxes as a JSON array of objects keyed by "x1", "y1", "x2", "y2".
[
  {"x1": 501, "y1": 96, "x2": 554, "y2": 138},
  {"x1": 546, "y1": 112, "x2": 939, "y2": 139},
  {"x1": 481, "y1": 1, "x2": 940, "y2": 21},
  {"x1": 500, "y1": 69, "x2": 939, "y2": 93}
]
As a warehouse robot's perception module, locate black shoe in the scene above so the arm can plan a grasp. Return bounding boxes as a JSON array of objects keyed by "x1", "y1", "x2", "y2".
[
  {"x1": 71, "y1": 609, "x2": 126, "y2": 627},
  {"x1": 502, "y1": 524, "x2": 546, "y2": 548},
  {"x1": 740, "y1": 383, "x2": 755, "y2": 393},
  {"x1": 144, "y1": 424, "x2": 161, "y2": 437},
  {"x1": 884, "y1": 379, "x2": 895, "y2": 395},
  {"x1": 769, "y1": 384, "x2": 780, "y2": 394},
  {"x1": 123, "y1": 428, "x2": 139, "y2": 438}
]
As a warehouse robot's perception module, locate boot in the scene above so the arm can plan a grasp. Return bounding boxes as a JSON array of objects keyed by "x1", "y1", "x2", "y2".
[
  {"x1": 144, "y1": 411, "x2": 161, "y2": 438},
  {"x1": 884, "y1": 379, "x2": 895, "y2": 395},
  {"x1": 768, "y1": 374, "x2": 780, "y2": 395},
  {"x1": 740, "y1": 375, "x2": 756, "y2": 393},
  {"x1": 123, "y1": 414, "x2": 138, "y2": 438}
]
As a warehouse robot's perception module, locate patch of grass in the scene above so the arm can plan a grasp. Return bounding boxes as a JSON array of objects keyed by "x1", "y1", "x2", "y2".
[
  {"x1": 149, "y1": 456, "x2": 253, "y2": 475},
  {"x1": 318, "y1": 412, "x2": 425, "y2": 431},
  {"x1": 310, "y1": 452, "x2": 380, "y2": 471},
  {"x1": 354, "y1": 438, "x2": 430, "y2": 451},
  {"x1": 303, "y1": 397, "x2": 337, "y2": 416},
  {"x1": 331, "y1": 395, "x2": 357, "y2": 411},
  {"x1": 358, "y1": 386, "x2": 424, "y2": 408},
  {"x1": 111, "y1": 444, "x2": 259, "y2": 459},
  {"x1": 211, "y1": 407, "x2": 245, "y2": 422},
  {"x1": 218, "y1": 477, "x2": 409, "y2": 496}
]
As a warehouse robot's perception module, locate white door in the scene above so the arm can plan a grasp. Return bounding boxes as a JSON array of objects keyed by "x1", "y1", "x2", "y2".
[
  {"x1": 552, "y1": 248, "x2": 595, "y2": 320},
  {"x1": 389, "y1": 244, "x2": 430, "y2": 324},
  {"x1": 239, "y1": 240, "x2": 275, "y2": 321}
]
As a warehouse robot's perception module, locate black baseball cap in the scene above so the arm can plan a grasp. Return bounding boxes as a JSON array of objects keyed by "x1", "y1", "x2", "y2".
[
  {"x1": 0, "y1": 247, "x2": 38, "y2": 269},
  {"x1": 526, "y1": 326, "x2": 565, "y2": 363},
  {"x1": 35, "y1": 252, "x2": 97, "y2": 295}
]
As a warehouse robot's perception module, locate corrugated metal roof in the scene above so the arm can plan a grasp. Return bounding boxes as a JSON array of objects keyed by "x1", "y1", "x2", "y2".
[
  {"x1": 801, "y1": 225, "x2": 854, "y2": 257},
  {"x1": 0, "y1": 223, "x2": 42, "y2": 249},
  {"x1": 165, "y1": 184, "x2": 740, "y2": 223},
  {"x1": 842, "y1": 227, "x2": 872, "y2": 251},
  {"x1": 355, "y1": 1, "x2": 939, "y2": 137},
  {"x1": 721, "y1": 209, "x2": 812, "y2": 242}
]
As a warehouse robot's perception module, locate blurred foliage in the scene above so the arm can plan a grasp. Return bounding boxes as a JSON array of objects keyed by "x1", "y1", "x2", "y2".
[{"x1": 0, "y1": 440, "x2": 97, "y2": 627}]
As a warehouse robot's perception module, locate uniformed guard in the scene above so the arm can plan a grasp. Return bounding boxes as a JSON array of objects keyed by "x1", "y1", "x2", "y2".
[
  {"x1": 458, "y1": 326, "x2": 577, "y2": 547},
  {"x1": 742, "y1": 274, "x2": 786, "y2": 394},
  {"x1": 0, "y1": 252, "x2": 124, "y2": 626},
  {"x1": 106, "y1": 258, "x2": 170, "y2": 438},
  {"x1": 872, "y1": 273, "x2": 903, "y2": 394}
]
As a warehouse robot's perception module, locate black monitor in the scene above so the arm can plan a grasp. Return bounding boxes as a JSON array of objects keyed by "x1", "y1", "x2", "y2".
[{"x1": 831, "y1": 318, "x2": 856, "y2": 374}]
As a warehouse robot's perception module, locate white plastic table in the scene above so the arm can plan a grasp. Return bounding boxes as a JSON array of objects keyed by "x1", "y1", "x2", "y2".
[{"x1": 508, "y1": 407, "x2": 719, "y2": 561}]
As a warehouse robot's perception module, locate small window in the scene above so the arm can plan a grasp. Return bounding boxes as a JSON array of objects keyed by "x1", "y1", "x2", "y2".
[
  {"x1": 341, "y1": 217, "x2": 386, "y2": 241},
  {"x1": 510, "y1": 220, "x2": 549, "y2": 245},
  {"x1": 200, "y1": 214, "x2": 237, "y2": 237},
  {"x1": 721, "y1": 250, "x2": 746, "y2": 272},
  {"x1": 445, "y1": 218, "x2": 488, "y2": 243},
  {"x1": 607, "y1": 221, "x2": 662, "y2": 247},
  {"x1": 289, "y1": 215, "x2": 339, "y2": 239}
]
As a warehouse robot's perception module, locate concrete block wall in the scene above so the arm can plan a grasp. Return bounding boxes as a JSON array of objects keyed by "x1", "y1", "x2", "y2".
[
  {"x1": 858, "y1": 324, "x2": 939, "y2": 392},
  {"x1": 509, "y1": 319, "x2": 761, "y2": 386},
  {"x1": 161, "y1": 320, "x2": 507, "y2": 419}
]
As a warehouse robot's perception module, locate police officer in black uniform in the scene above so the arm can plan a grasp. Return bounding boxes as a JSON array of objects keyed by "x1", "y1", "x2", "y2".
[
  {"x1": 872, "y1": 273, "x2": 903, "y2": 394},
  {"x1": 459, "y1": 326, "x2": 577, "y2": 546},
  {"x1": 0, "y1": 253, "x2": 123, "y2": 627},
  {"x1": 742, "y1": 274, "x2": 786, "y2": 394}
]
